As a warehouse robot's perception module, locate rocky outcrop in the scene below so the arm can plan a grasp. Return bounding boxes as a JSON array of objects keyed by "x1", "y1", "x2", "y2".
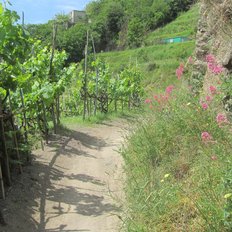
[{"x1": 192, "y1": 0, "x2": 232, "y2": 110}]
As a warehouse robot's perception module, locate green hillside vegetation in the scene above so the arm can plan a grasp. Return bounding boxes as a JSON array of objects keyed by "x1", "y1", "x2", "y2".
[
  {"x1": 56, "y1": 5, "x2": 199, "y2": 120},
  {"x1": 101, "y1": 3, "x2": 231, "y2": 232},
  {"x1": 100, "y1": 41, "x2": 194, "y2": 88},
  {"x1": 99, "y1": 5, "x2": 198, "y2": 92},
  {"x1": 26, "y1": 0, "x2": 195, "y2": 63},
  {"x1": 145, "y1": 5, "x2": 199, "y2": 45}
]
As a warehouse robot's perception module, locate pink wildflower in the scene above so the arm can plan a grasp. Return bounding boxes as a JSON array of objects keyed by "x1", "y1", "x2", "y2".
[
  {"x1": 149, "y1": 104, "x2": 153, "y2": 109},
  {"x1": 176, "y1": 64, "x2": 184, "y2": 80},
  {"x1": 216, "y1": 113, "x2": 228, "y2": 125},
  {"x1": 209, "y1": 85, "x2": 217, "y2": 95},
  {"x1": 201, "y1": 102, "x2": 209, "y2": 110},
  {"x1": 205, "y1": 95, "x2": 212, "y2": 102},
  {"x1": 161, "y1": 94, "x2": 168, "y2": 101},
  {"x1": 212, "y1": 65, "x2": 224, "y2": 75},
  {"x1": 206, "y1": 54, "x2": 216, "y2": 63},
  {"x1": 153, "y1": 95, "x2": 158, "y2": 100},
  {"x1": 145, "y1": 98, "x2": 152, "y2": 104},
  {"x1": 206, "y1": 54, "x2": 224, "y2": 75},
  {"x1": 165, "y1": 85, "x2": 175, "y2": 95},
  {"x1": 201, "y1": 132, "x2": 212, "y2": 142}
]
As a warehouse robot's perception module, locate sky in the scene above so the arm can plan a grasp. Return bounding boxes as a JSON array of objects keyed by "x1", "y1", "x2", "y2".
[{"x1": 5, "y1": 0, "x2": 92, "y2": 24}]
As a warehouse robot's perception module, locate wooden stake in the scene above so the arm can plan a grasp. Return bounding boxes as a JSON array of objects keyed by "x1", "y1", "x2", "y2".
[
  {"x1": 0, "y1": 161, "x2": 5, "y2": 199},
  {"x1": 49, "y1": 23, "x2": 58, "y2": 134},
  {"x1": 20, "y1": 88, "x2": 30, "y2": 163},
  {"x1": 41, "y1": 101, "x2": 48, "y2": 144},
  {"x1": 83, "y1": 30, "x2": 89, "y2": 120},
  {"x1": 8, "y1": 91, "x2": 23, "y2": 174},
  {"x1": 0, "y1": 99, "x2": 11, "y2": 186},
  {"x1": 91, "y1": 33, "x2": 99, "y2": 116}
]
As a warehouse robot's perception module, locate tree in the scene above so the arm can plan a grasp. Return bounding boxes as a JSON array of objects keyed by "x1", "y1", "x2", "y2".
[
  {"x1": 127, "y1": 18, "x2": 146, "y2": 48},
  {"x1": 56, "y1": 22, "x2": 87, "y2": 63}
]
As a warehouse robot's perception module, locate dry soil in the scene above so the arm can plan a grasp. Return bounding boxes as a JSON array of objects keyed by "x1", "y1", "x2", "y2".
[{"x1": 0, "y1": 119, "x2": 127, "y2": 232}]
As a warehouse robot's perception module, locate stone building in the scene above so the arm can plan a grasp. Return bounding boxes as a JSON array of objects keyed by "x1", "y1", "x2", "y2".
[{"x1": 69, "y1": 10, "x2": 86, "y2": 24}]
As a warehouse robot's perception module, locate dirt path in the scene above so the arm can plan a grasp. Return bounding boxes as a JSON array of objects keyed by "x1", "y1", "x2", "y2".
[{"x1": 0, "y1": 119, "x2": 127, "y2": 232}]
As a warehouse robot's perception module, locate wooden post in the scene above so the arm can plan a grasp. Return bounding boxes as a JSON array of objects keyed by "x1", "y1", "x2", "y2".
[
  {"x1": 0, "y1": 97, "x2": 5, "y2": 199},
  {"x1": 49, "y1": 23, "x2": 58, "y2": 134},
  {"x1": 0, "y1": 98, "x2": 11, "y2": 186},
  {"x1": 83, "y1": 30, "x2": 89, "y2": 120},
  {"x1": 41, "y1": 101, "x2": 48, "y2": 144},
  {"x1": 20, "y1": 89, "x2": 30, "y2": 163},
  {"x1": 56, "y1": 95, "x2": 60, "y2": 125},
  {"x1": 20, "y1": 89, "x2": 28, "y2": 144},
  {"x1": 0, "y1": 161, "x2": 5, "y2": 199},
  {"x1": 91, "y1": 33, "x2": 99, "y2": 116},
  {"x1": 8, "y1": 91, "x2": 23, "y2": 174}
]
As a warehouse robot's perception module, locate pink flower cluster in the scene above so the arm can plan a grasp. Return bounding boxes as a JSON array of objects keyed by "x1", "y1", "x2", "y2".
[
  {"x1": 145, "y1": 98, "x2": 152, "y2": 104},
  {"x1": 206, "y1": 54, "x2": 224, "y2": 75},
  {"x1": 200, "y1": 93, "x2": 217, "y2": 110},
  {"x1": 153, "y1": 94, "x2": 169, "y2": 104},
  {"x1": 201, "y1": 132, "x2": 212, "y2": 142},
  {"x1": 216, "y1": 113, "x2": 228, "y2": 126},
  {"x1": 144, "y1": 85, "x2": 177, "y2": 111},
  {"x1": 209, "y1": 85, "x2": 217, "y2": 95},
  {"x1": 205, "y1": 95, "x2": 212, "y2": 102},
  {"x1": 201, "y1": 102, "x2": 208, "y2": 110},
  {"x1": 165, "y1": 85, "x2": 175, "y2": 95},
  {"x1": 176, "y1": 64, "x2": 184, "y2": 80}
]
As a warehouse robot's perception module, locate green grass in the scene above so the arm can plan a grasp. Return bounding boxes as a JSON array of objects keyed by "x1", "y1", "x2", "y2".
[
  {"x1": 121, "y1": 87, "x2": 232, "y2": 231},
  {"x1": 60, "y1": 109, "x2": 139, "y2": 127},
  {"x1": 100, "y1": 41, "x2": 195, "y2": 93}
]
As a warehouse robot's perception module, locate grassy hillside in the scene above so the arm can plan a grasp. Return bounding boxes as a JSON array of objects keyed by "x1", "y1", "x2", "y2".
[
  {"x1": 99, "y1": 5, "x2": 199, "y2": 92},
  {"x1": 145, "y1": 5, "x2": 199, "y2": 45}
]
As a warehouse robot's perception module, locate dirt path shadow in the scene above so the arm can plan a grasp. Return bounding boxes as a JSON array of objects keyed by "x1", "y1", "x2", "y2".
[{"x1": 0, "y1": 119, "x2": 126, "y2": 232}]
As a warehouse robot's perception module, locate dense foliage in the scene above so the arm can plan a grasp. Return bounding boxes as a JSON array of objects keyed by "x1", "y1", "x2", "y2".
[
  {"x1": 26, "y1": 0, "x2": 195, "y2": 63},
  {"x1": 0, "y1": 3, "x2": 76, "y2": 147},
  {"x1": 86, "y1": 0, "x2": 194, "y2": 49},
  {"x1": 0, "y1": 3, "x2": 144, "y2": 191}
]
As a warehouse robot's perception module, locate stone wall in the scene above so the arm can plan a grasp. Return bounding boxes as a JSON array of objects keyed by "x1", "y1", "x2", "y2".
[
  {"x1": 190, "y1": 0, "x2": 232, "y2": 112},
  {"x1": 192, "y1": 0, "x2": 232, "y2": 98}
]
